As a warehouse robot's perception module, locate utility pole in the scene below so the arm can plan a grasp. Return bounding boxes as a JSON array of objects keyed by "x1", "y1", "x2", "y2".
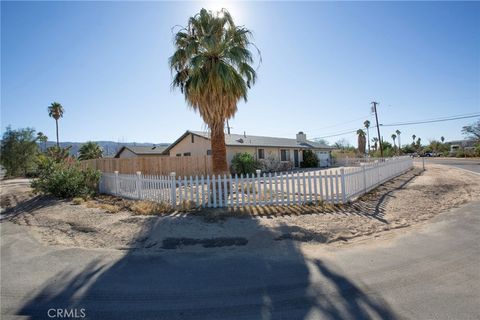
[
  {"x1": 371, "y1": 101, "x2": 383, "y2": 157},
  {"x1": 226, "y1": 119, "x2": 231, "y2": 135}
]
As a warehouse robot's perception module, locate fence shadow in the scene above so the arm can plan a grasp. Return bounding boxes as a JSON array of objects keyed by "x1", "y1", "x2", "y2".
[
  {"x1": 0, "y1": 195, "x2": 60, "y2": 222},
  {"x1": 16, "y1": 214, "x2": 398, "y2": 319}
]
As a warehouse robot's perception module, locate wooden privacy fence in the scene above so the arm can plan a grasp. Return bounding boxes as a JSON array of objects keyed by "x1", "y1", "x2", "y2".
[
  {"x1": 99, "y1": 156, "x2": 413, "y2": 208},
  {"x1": 81, "y1": 155, "x2": 212, "y2": 176}
]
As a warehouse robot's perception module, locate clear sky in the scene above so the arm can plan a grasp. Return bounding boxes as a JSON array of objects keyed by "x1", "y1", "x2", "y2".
[{"x1": 1, "y1": 1, "x2": 479, "y2": 146}]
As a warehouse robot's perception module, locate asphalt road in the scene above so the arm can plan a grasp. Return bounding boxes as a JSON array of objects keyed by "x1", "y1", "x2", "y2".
[
  {"x1": 415, "y1": 157, "x2": 480, "y2": 174},
  {"x1": 1, "y1": 200, "x2": 479, "y2": 319}
]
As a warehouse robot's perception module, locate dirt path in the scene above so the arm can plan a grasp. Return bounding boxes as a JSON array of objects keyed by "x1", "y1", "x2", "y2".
[{"x1": 2, "y1": 164, "x2": 479, "y2": 251}]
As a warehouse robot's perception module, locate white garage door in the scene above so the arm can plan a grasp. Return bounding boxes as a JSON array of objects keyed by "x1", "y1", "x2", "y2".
[{"x1": 316, "y1": 151, "x2": 330, "y2": 167}]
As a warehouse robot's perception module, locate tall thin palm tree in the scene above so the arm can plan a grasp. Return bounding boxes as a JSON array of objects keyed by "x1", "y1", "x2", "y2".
[
  {"x1": 391, "y1": 133, "x2": 397, "y2": 153},
  {"x1": 48, "y1": 102, "x2": 64, "y2": 147},
  {"x1": 357, "y1": 129, "x2": 366, "y2": 155},
  {"x1": 395, "y1": 129, "x2": 401, "y2": 154},
  {"x1": 441, "y1": 136, "x2": 445, "y2": 143},
  {"x1": 412, "y1": 134, "x2": 416, "y2": 145},
  {"x1": 364, "y1": 120, "x2": 371, "y2": 155},
  {"x1": 170, "y1": 8, "x2": 259, "y2": 175}
]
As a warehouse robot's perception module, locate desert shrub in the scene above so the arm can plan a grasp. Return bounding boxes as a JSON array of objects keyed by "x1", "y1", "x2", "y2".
[
  {"x1": 301, "y1": 150, "x2": 319, "y2": 168},
  {"x1": 31, "y1": 156, "x2": 101, "y2": 198},
  {"x1": 231, "y1": 152, "x2": 261, "y2": 175},
  {"x1": 455, "y1": 149, "x2": 465, "y2": 158}
]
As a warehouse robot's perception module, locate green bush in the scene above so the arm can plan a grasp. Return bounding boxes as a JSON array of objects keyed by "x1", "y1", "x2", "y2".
[
  {"x1": 456, "y1": 149, "x2": 465, "y2": 158},
  {"x1": 231, "y1": 152, "x2": 260, "y2": 175},
  {"x1": 301, "y1": 150, "x2": 319, "y2": 168},
  {"x1": 31, "y1": 156, "x2": 101, "y2": 198}
]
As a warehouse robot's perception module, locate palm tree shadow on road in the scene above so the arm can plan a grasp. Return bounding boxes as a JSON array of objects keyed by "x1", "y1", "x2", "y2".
[{"x1": 18, "y1": 215, "x2": 398, "y2": 319}]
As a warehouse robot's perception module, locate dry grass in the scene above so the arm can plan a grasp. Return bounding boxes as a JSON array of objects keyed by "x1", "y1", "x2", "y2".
[
  {"x1": 177, "y1": 200, "x2": 197, "y2": 212},
  {"x1": 71, "y1": 197, "x2": 85, "y2": 205},
  {"x1": 129, "y1": 200, "x2": 174, "y2": 215}
]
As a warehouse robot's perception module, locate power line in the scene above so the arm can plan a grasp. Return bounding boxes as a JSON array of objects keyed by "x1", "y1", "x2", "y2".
[
  {"x1": 309, "y1": 114, "x2": 373, "y2": 132},
  {"x1": 312, "y1": 112, "x2": 480, "y2": 139},
  {"x1": 313, "y1": 129, "x2": 358, "y2": 139},
  {"x1": 380, "y1": 113, "x2": 480, "y2": 127}
]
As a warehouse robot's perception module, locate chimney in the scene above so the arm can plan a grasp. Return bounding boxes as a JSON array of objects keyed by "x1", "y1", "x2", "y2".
[{"x1": 296, "y1": 131, "x2": 307, "y2": 142}]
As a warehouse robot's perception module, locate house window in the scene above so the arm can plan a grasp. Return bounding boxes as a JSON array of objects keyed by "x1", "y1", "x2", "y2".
[
  {"x1": 280, "y1": 149, "x2": 290, "y2": 161},
  {"x1": 191, "y1": 134, "x2": 195, "y2": 143},
  {"x1": 183, "y1": 152, "x2": 191, "y2": 156},
  {"x1": 258, "y1": 148, "x2": 265, "y2": 159},
  {"x1": 176, "y1": 153, "x2": 181, "y2": 157},
  {"x1": 207, "y1": 150, "x2": 212, "y2": 155}
]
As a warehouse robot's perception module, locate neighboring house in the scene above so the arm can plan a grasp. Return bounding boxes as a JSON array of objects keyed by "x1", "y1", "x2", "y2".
[
  {"x1": 448, "y1": 139, "x2": 477, "y2": 155},
  {"x1": 114, "y1": 145, "x2": 167, "y2": 158},
  {"x1": 163, "y1": 130, "x2": 333, "y2": 170}
]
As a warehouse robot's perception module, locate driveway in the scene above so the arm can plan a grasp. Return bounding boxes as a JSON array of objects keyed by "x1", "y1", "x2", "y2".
[{"x1": 1, "y1": 201, "x2": 479, "y2": 319}]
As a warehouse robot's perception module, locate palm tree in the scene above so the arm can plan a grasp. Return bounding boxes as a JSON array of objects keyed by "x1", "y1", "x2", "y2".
[
  {"x1": 395, "y1": 129, "x2": 401, "y2": 154},
  {"x1": 170, "y1": 9, "x2": 259, "y2": 175},
  {"x1": 36, "y1": 132, "x2": 48, "y2": 152},
  {"x1": 78, "y1": 142, "x2": 103, "y2": 160},
  {"x1": 372, "y1": 137, "x2": 379, "y2": 151},
  {"x1": 357, "y1": 129, "x2": 366, "y2": 155},
  {"x1": 441, "y1": 136, "x2": 445, "y2": 143},
  {"x1": 416, "y1": 137, "x2": 421, "y2": 150},
  {"x1": 391, "y1": 133, "x2": 397, "y2": 153},
  {"x1": 412, "y1": 134, "x2": 416, "y2": 145},
  {"x1": 48, "y1": 102, "x2": 64, "y2": 147},
  {"x1": 364, "y1": 120, "x2": 371, "y2": 154}
]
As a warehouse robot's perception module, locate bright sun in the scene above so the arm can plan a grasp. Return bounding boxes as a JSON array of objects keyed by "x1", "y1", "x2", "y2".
[{"x1": 200, "y1": 1, "x2": 246, "y2": 24}]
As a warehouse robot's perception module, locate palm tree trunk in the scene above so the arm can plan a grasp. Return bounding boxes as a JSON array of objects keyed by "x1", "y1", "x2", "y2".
[
  {"x1": 55, "y1": 119, "x2": 59, "y2": 147},
  {"x1": 367, "y1": 129, "x2": 370, "y2": 155},
  {"x1": 210, "y1": 124, "x2": 229, "y2": 175}
]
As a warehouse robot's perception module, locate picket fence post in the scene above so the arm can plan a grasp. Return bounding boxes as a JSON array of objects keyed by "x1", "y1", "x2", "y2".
[
  {"x1": 135, "y1": 171, "x2": 142, "y2": 199},
  {"x1": 170, "y1": 172, "x2": 177, "y2": 207},
  {"x1": 114, "y1": 171, "x2": 119, "y2": 196},
  {"x1": 362, "y1": 164, "x2": 367, "y2": 194},
  {"x1": 340, "y1": 168, "x2": 346, "y2": 203}
]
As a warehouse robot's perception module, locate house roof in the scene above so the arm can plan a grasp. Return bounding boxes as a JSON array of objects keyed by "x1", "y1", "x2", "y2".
[
  {"x1": 114, "y1": 146, "x2": 167, "y2": 158},
  {"x1": 163, "y1": 130, "x2": 332, "y2": 154}
]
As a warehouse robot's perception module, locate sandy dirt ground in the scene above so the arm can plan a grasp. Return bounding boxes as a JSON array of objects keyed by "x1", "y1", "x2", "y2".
[{"x1": 1, "y1": 163, "x2": 479, "y2": 252}]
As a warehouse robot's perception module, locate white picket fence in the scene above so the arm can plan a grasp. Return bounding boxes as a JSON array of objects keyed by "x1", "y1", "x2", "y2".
[{"x1": 99, "y1": 156, "x2": 413, "y2": 208}]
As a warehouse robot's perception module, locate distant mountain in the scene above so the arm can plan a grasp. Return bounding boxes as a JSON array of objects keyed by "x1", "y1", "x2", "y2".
[{"x1": 41, "y1": 141, "x2": 171, "y2": 157}]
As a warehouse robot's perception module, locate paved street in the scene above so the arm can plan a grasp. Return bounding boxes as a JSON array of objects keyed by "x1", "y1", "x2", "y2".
[
  {"x1": 415, "y1": 157, "x2": 480, "y2": 174},
  {"x1": 1, "y1": 199, "x2": 479, "y2": 319}
]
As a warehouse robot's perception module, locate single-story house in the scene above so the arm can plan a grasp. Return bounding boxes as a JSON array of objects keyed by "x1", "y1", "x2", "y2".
[
  {"x1": 448, "y1": 139, "x2": 477, "y2": 155},
  {"x1": 163, "y1": 130, "x2": 334, "y2": 170},
  {"x1": 114, "y1": 145, "x2": 167, "y2": 158}
]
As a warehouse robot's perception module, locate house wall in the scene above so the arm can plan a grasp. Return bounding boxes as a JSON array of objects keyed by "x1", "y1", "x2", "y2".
[
  {"x1": 167, "y1": 132, "x2": 331, "y2": 169},
  {"x1": 226, "y1": 146, "x2": 302, "y2": 164},
  {"x1": 168, "y1": 133, "x2": 212, "y2": 157},
  {"x1": 117, "y1": 149, "x2": 137, "y2": 159},
  {"x1": 117, "y1": 149, "x2": 167, "y2": 158}
]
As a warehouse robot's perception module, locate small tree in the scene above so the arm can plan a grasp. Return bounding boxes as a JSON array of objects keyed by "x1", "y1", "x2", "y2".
[
  {"x1": 231, "y1": 153, "x2": 260, "y2": 175},
  {"x1": 301, "y1": 150, "x2": 319, "y2": 168},
  {"x1": 462, "y1": 120, "x2": 480, "y2": 141},
  {"x1": 0, "y1": 127, "x2": 39, "y2": 177}
]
